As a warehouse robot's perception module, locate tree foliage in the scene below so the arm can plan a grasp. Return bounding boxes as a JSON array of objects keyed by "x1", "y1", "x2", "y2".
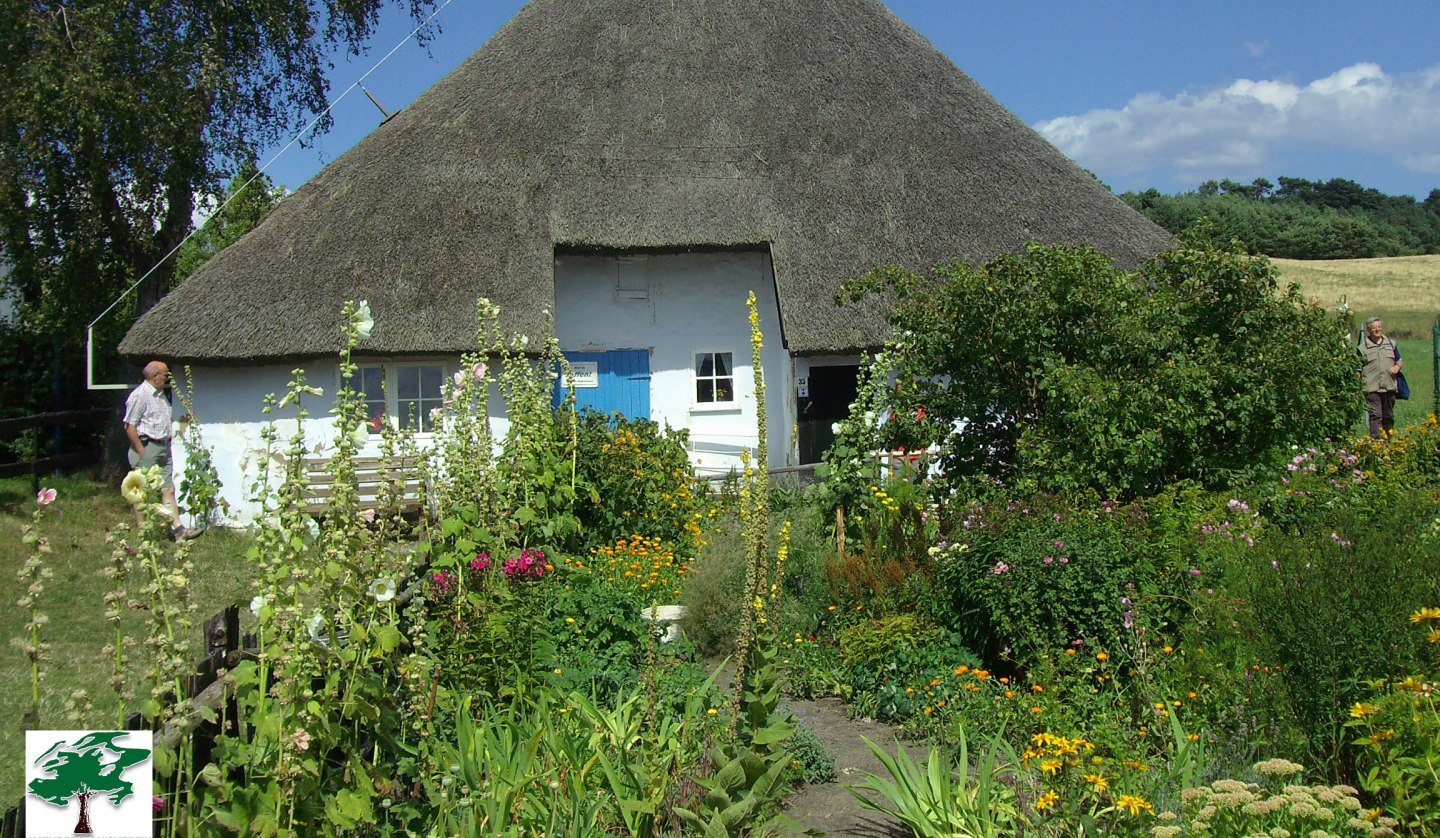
[
  {"x1": 0, "y1": 0, "x2": 435, "y2": 414},
  {"x1": 173, "y1": 164, "x2": 285, "y2": 284},
  {"x1": 840, "y1": 230, "x2": 1362, "y2": 498},
  {"x1": 1122, "y1": 177, "x2": 1440, "y2": 259}
]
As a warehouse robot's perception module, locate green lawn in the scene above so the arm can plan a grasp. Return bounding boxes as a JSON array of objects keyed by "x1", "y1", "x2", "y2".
[
  {"x1": 0, "y1": 475, "x2": 254, "y2": 801},
  {"x1": 1391, "y1": 332, "x2": 1436, "y2": 430}
]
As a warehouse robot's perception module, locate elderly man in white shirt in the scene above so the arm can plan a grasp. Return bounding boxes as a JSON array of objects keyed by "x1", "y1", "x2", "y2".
[{"x1": 124, "y1": 361, "x2": 198, "y2": 539}]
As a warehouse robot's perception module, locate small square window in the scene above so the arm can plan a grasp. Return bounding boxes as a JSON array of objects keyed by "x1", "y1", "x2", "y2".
[
  {"x1": 397, "y1": 365, "x2": 445, "y2": 432},
  {"x1": 695, "y1": 352, "x2": 734, "y2": 404}
]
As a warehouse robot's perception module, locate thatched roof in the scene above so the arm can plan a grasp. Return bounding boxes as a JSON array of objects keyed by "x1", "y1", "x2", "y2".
[{"x1": 121, "y1": 0, "x2": 1173, "y2": 363}]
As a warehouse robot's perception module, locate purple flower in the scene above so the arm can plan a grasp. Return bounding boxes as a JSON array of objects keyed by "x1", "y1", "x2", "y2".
[
  {"x1": 1123, "y1": 610, "x2": 1134, "y2": 630},
  {"x1": 153, "y1": 796, "x2": 165, "y2": 813},
  {"x1": 471, "y1": 552, "x2": 491, "y2": 573},
  {"x1": 1188, "y1": 568, "x2": 1201, "y2": 576}
]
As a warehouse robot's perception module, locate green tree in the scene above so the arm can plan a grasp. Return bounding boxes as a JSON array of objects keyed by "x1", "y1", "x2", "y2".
[
  {"x1": 173, "y1": 163, "x2": 285, "y2": 284},
  {"x1": 0, "y1": 0, "x2": 436, "y2": 411},
  {"x1": 28, "y1": 731, "x2": 151, "y2": 834},
  {"x1": 840, "y1": 228, "x2": 1361, "y2": 498}
]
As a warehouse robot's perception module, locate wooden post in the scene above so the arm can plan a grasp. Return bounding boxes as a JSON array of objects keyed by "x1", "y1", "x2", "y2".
[{"x1": 835, "y1": 506, "x2": 846, "y2": 562}]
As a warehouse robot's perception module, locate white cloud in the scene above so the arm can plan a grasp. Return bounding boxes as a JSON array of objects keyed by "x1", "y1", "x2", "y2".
[{"x1": 1036, "y1": 62, "x2": 1440, "y2": 189}]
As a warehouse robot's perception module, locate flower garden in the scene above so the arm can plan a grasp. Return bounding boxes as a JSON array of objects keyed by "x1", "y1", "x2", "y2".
[{"x1": 12, "y1": 238, "x2": 1440, "y2": 836}]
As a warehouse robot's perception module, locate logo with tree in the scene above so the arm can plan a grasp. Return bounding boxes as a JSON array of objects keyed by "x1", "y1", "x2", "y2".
[{"x1": 27, "y1": 731, "x2": 152, "y2": 835}]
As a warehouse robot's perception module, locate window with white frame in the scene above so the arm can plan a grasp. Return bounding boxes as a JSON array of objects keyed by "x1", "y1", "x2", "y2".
[
  {"x1": 355, "y1": 363, "x2": 446, "y2": 433},
  {"x1": 694, "y1": 351, "x2": 734, "y2": 404},
  {"x1": 356, "y1": 366, "x2": 387, "y2": 433},
  {"x1": 397, "y1": 365, "x2": 445, "y2": 432}
]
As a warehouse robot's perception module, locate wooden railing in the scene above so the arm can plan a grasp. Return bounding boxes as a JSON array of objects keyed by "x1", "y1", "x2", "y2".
[{"x1": 0, "y1": 407, "x2": 111, "y2": 487}]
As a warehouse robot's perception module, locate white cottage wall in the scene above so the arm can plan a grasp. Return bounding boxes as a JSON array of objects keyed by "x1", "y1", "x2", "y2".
[
  {"x1": 554, "y1": 250, "x2": 792, "y2": 477},
  {"x1": 175, "y1": 359, "x2": 510, "y2": 526}
]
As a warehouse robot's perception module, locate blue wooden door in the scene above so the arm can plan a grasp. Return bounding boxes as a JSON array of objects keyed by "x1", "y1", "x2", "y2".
[{"x1": 555, "y1": 349, "x2": 651, "y2": 419}]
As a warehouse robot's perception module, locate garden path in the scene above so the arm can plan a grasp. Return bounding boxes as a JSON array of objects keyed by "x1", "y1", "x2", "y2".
[{"x1": 777, "y1": 696, "x2": 925, "y2": 837}]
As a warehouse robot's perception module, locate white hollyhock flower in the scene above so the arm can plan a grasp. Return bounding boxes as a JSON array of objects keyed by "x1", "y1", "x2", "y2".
[
  {"x1": 370, "y1": 577, "x2": 397, "y2": 603},
  {"x1": 353, "y1": 300, "x2": 374, "y2": 340}
]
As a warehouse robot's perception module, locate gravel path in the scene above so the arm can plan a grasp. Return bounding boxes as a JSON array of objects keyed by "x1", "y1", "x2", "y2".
[{"x1": 777, "y1": 697, "x2": 927, "y2": 837}]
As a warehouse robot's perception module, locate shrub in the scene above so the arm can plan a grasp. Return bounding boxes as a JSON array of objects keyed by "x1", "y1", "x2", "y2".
[
  {"x1": 787, "y1": 722, "x2": 838, "y2": 785},
  {"x1": 679, "y1": 514, "x2": 746, "y2": 656},
  {"x1": 1231, "y1": 480, "x2": 1440, "y2": 777},
  {"x1": 937, "y1": 495, "x2": 1158, "y2": 665},
  {"x1": 838, "y1": 230, "x2": 1360, "y2": 498},
  {"x1": 573, "y1": 410, "x2": 704, "y2": 555}
]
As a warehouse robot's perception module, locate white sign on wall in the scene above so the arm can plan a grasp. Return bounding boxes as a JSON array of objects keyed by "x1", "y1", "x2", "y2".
[{"x1": 566, "y1": 361, "x2": 599, "y2": 389}]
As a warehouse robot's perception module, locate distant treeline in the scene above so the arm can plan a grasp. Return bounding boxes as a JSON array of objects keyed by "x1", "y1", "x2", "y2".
[{"x1": 1121, "y1": 177, "x2": 1440, "y2": 260}]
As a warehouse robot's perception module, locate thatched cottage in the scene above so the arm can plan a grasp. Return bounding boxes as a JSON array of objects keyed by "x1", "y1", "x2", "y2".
[{"x1": 120, "y1": 0, "x2": 1172, "y2": 524}]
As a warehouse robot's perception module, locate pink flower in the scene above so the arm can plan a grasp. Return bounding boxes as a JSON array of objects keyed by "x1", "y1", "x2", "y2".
[
  {"x1": 152, "y1": 796, "x2": 165, "y2": 813},
  {"x1": 1188, "y1": 568, "x2": 1201, "y2": 576},
  {"x1": 431, "y1": 571, "x2": 455, "y2": 596},
  {"x1": 471, "y1": 552, "x2": 491, "y2": 572},
  {"x1": 990, "y1": 562, "x2": 1010, "y2": 575},
  {"x1": 36, "y1": 487, "x2": 56, "y2": 506},
  {"x1": 474, "y1": 362, "x2": 488, "y2": 381},
  {"x1": 291, "y1": 728, "x2": 311, "y2": 752}
]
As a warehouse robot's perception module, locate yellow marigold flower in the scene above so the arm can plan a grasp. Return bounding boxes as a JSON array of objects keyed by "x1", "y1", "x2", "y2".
[
  {"x1": 1430, "y1": 627, "x2": 1440, "y2": 644},
  {"x1": 1031, "y1": 706, "x2": 1043, "y2": 714},
  {"x1": 1096, "y1": 651, "x2": 1109, "y2": 661},
  {"x1": 1350, "y1": 702, "x2": 1379, "y2": 718},
  {"x1": 1005, "y1": 690, "x2": 1017, "y2": 699},
  {"x1": 1036, "y1": 790, "x2": 1059, "y2": 811},
  {"x1": 1410, "y1": 607, "x2": 1440, "y2": 623},
  {"x1": 1162, "y1": 645, "x2": 1174, "y2": 653},
  {"x1": 953, "y1": 665, "x2": 969, "y2": 676},
  {"x1": 973, "y1": 669, "x2": 989, "y2": 680},
  {"x1": 1115, "y1": 794, "x2": 1153, "y2": 816},
  {"x1": 1066, "y1": 648, "x2": 1077, "y2": 655}
]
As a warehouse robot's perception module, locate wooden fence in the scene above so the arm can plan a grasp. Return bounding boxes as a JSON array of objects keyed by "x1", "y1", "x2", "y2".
[{"x1": 0, "y1": 407, "x2": 112, "y2": 488}]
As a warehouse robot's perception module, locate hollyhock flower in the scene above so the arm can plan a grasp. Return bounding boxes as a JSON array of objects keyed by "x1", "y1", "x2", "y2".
[
  {"x1": 308, "y1": 613, "x2": 333, "y2": 647},
  {"x1": 249, "y1": 595, "x2": 266, "y2": 616},
  {"x1": 291, "y1": 728, "x2": 311, "y2": 751},
  {"x1": 370, "y1": 577, "x2": 396, "y2": 603},
  {"x1": 473, "y1": 362, "x2": 487, "y2": 381},
  {"x1": 121, "y1": 470, "x2": 148, "y2": 506},
  {"x1": 353, "y1": 300, "x2": 374, "y2": 339},
  {"x1": 36, "y1": 487, "x2": 56, "y2": 506},
  {"x1": 470, "y1": 553, "x2": 491, "y2": 573},
  {"x1": 152, "y1": 796, "x2": 165, "y2": 813}
]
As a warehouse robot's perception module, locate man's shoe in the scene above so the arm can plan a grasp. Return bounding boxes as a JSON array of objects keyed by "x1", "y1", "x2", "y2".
[{"x1": 171, "y1": 525, "x2": 202, "y2": 541}]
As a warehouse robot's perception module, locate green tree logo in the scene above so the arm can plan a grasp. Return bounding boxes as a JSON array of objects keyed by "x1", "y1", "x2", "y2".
[{"x1": 27, "y1": 732, "x2": 151, "y2": 835}]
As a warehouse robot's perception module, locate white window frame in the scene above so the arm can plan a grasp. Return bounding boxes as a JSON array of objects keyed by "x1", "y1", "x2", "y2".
[
  {"x1": 692, "y1": 350, "x2": 736, "y2": 407},
  {"x1": 350, "y1": 360, "x2": 451, "y2": 436}
]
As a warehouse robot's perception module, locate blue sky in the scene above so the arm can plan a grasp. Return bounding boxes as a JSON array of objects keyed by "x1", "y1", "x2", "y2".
[{"x1": 259, "y1": 0, "x2": 1440, "y2": 200}]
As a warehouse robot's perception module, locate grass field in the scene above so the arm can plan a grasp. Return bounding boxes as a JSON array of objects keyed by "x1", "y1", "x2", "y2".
[
  {"x1": 1274, "y1": 254, "x2": 1440, "y2": 429},
  {"x1": 0, "y1": 475, "x2": 254, "y2": 802}
]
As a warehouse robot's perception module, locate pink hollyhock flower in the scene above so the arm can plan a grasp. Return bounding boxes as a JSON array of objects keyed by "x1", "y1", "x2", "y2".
[
  {"x1": 152, "y1": 796, "x2": 165, "y2": 813},
  {"x1": 36, "y1": 487, "x2": 56, "y2": 506},
  {"x1": 471, "y1": 553, "x2": 491, "y2": 572},
  {"x1": 474, "y1": 362, "x2": 488, "y2": 381}
]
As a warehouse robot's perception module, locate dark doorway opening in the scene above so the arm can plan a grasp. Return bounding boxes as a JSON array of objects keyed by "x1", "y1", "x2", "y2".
[{"x1": 797, "y1": 364, "x2": 859, "y2": 464}]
